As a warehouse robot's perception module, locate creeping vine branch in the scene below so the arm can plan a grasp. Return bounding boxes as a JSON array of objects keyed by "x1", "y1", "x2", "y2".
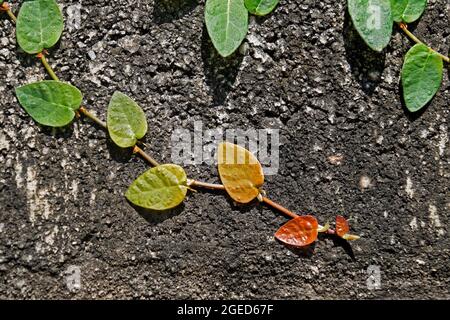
[{"x1": 2, "y1": 0, "x2": 359, "y2": 253}]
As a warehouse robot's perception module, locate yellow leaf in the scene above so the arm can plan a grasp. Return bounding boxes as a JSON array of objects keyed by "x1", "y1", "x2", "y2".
[{"x1": 217, "y1": 142, "x2": 264, "y2": 204}]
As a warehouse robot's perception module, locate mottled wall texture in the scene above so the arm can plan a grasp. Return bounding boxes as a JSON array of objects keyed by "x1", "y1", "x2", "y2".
[{"x1": 0, "y1": 0, "x2": 449, "y2": 299}]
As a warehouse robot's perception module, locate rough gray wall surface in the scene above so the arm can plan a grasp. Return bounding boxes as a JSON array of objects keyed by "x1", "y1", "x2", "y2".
[{"x1": 0, "y1": 0, "x2": 449, "y2": 299}]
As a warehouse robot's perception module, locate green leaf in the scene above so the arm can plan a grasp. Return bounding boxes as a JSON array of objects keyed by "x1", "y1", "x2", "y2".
[
  {"x1": 244, "y1": 0, "x2": 279, "y2": 16},
  {"x1": 391, "y1": 0, "x2": 427, "y2": 23},
  {"x1": 401, "y1": 43, "x2": 443, "y2": 112},
  {"x1": 205, "y1": 0, "x2": 248, "y2": 57},
  {"x1": 15, "y1": 80, "x2": 82, "y2": 127},
  {"x1": 16, "y1": 0, "x2": 64, "y2": 54},
  {"x1": 125, "y1": 164, "x2": 188, "y2": 211},
  {"x1": 348, "y1": 0, "x2": 393, "y2": 51},
  {"x1": 107, "y1": 92, "x2": 148, "y2": 148}
]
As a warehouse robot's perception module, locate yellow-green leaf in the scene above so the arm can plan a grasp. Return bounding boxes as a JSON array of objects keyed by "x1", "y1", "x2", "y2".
[
  {"x1": 15, "y1": 80, "x2": 82, "y2": 127},
  {"x1": 16, "y1": 0, "x2": 64, "y2": 54},
  {"x1": 107, "y1": 91, "x2": 148, "y2": 148},
  {"x1": 125, "y1": 164, "x2": 188, "y2": 211},
  {"x1": 401, "y1": 43, "x2": 443, "y2": 112},
  {"x1": 217, "y1": 142, "x2": 264, "y2": 204}
]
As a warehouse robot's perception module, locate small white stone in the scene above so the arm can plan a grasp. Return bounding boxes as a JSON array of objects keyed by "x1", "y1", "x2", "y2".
[
  {"x1": 87, "y1": 50, "x2": 96, "y2": 60},
  {"x1": 409, "y1": 217, "x2": 418, "y2": 231},
  {"x1": 405, "y1": 177, "x2": 414, "y2": 198},
  {"x1": 359, "y1": 175, "x2": 372, "y2": 189},
  {"x1": 416, "y1": 259, "x2": 426, "y2": 265}
]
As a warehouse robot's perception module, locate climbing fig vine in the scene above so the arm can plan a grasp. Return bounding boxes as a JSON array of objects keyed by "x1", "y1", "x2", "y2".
[
  {"x1": 348, "y1": 0, "x2": 448, "y2": 112},
  {"x1": 1, "y1": 0, "x2": 360, "y2": 254}
]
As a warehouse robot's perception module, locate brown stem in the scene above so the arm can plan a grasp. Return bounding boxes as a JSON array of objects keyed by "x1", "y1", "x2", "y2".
[
  {"x1": 189, "y1": 181, "x2": 335, "y2": 233},
  {"x1": 78, "y1": 106, "x2": 107, "y2": 128},
  {"x1": 188, "y1": 180, "x2": 225, "y2": 190},
  {"x1": 188, "y1": 181, "x2": 298, "y2": 219},
  {"x1": 133, "y1": 145, "x2": 160, "y2": 167},
  {"x1": 398, "y1": 22, "x2": 449, "y2": 63},
  {"x1": 262, "y1": 197, "x2": 335, "y2": 235},
  {"x1": 261, "y1": 196, "x2": 298, "y2": 219},
  {"x1": 37, "y1": 52, "x2": 60, "y2": 81}
]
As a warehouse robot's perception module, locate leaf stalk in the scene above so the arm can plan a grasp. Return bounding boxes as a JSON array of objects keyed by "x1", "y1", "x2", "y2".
[
  {"x1": 132, "y1": 145, "x2": 160, "y2": 167},
  {"x1": 1, "y1": 2, "x2": 17, "y2": 22},
  {"x1": 37, "y1": 52, "x2": 60, "y2": 81},
  {"x1": 78, "y1": 106, "x2": 106, "y2": 128},
  {"x1": 398, "y1": 22, "x2": 449, "y2": 63}
]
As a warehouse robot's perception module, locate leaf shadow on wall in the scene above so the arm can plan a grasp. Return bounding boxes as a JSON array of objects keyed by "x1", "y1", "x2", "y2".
[
  {"x1": 38, "y1": 123, "x2": 74, "y2": 140},
  {"x1": 320, "y1": 234, "x2": 356, "y2": 261},
  {"x1": 14, "y1": 52, "x2": 44, "y2": 77},
  {"x1": 131, "y1": 202, "x2": 186, "y2": 225},
  {"x1": 106, "y1": 139, "x2": 134, "y2": 163},
  {"x1": 152, "y1": 0, "x2": 199, "y2": 25},
  {"x1": 201, "y1": 26, "x2": 244, "y2": 106},
  {"x1": 284, "y1": 242, "x2": 316, "y2": 259},
  {"x1": 342, "y1": 11, "x2": 386, "y2": 96},
  {"x1": 198, "y1": 187, "x2": 258, "y2": 215}
]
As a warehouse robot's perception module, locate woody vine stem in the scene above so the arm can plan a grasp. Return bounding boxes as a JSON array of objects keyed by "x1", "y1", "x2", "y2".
[{"x1": 1, "y1": 2, "x2": 337, "y2": 235}]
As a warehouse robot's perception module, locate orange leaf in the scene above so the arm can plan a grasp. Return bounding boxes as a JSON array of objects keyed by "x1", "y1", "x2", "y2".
[
  {"x1": 275, "y1": 215, "x2": 319, "y2": 247},
  {"x1": 217, "y1": 142, "x2": 264, "y2": 204},
  {"x1": 336, "y1": 215, "x2": 350, "y2": 237},
  {"x1": 336, "y1": 215, "x2": 360, "y2": 241}
]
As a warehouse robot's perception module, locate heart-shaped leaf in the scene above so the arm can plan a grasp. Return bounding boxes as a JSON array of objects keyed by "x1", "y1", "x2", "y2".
[
  {"x1": 125, "y1": 164, "x2": 188, "y2": 211},
  {"x1": 16, "y1": 80, "x2": 82, "y2": 127},
  {"x1": 244, "y1": 0, "x2": 279, "y2": 16},
  {"x1": 401, "y1": 43, "x2": 443, "y2": 112},
  {"x1": 391, "y1": 0, "x2": 427, "y2": 23},
  {"x1": 16, "y1": 0, "x2": 64, "y2": 54},
  {"x1": 107, "y1": 91, "x2": 148, "y2": 148},
  {"x1": 275, "y1": 215, "x2": 319, "y2": 247},
  {"x1": 218, "y1": 142, "x2": 264, "y2": 204},
  {"x1": 348, "y1": 0, "x2": 393, "y2": 51},
  {"x1": 205, "y1": 0, "x2": 248, "y2": 57},
  {"x1": 336, "y1": 215, "x2": 360, "y2": 241}
]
